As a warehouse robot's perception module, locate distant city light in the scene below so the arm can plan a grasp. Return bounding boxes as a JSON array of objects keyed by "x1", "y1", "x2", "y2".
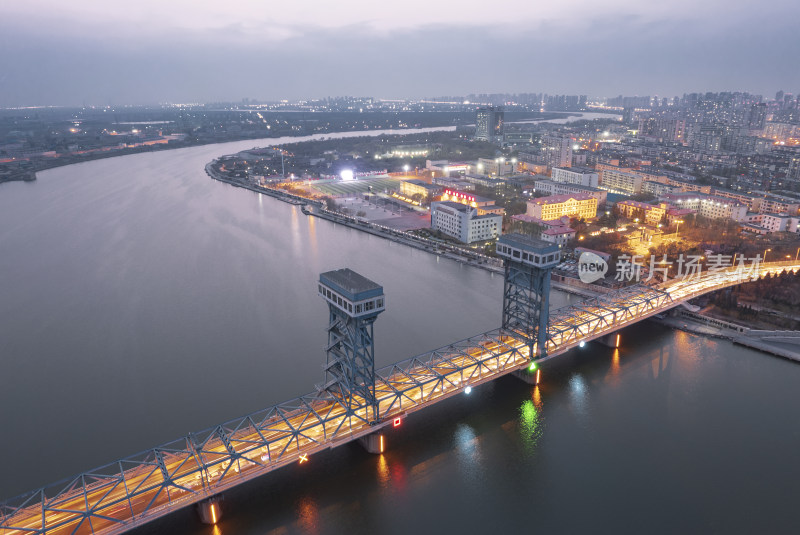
[{"x1": 340, "y1": 169, "x2": 354, "y2": 181}]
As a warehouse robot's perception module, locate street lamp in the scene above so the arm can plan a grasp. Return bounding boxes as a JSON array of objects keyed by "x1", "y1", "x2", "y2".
[
  {"x1": 795, "y1": 247, "x2": 800, "y2": 261},
  {"x1": 676, "y1": 219, "x2": 684, "y2": 237},
  {"x1": 403, "y1": 164, "x2": 410, "y2": 173},
  {"x1": 764, "y1": 248, "x2": 772, "y2": 262}
]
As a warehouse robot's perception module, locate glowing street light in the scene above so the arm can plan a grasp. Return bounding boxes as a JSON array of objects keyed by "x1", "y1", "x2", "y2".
[
  {"x1": 403, "y1": 164, "x2": 410, "y2": 173},
  {"x1": 764, "y1": 248, "x2": 772, "y2": 262}
]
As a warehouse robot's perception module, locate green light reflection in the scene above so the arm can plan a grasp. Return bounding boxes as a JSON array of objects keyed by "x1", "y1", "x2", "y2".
[{"x1": 520, "y1": 397, "x2": 543, "y2": 454}]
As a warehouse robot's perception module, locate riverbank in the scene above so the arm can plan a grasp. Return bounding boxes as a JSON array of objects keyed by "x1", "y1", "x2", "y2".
[
  {"x1": 652, "y1": 310, "x2": 800, "y2": 363},
  {"x1": 0, "y1": 122, "x2": 461, "y2": 187},
  {"x1": 205, "y1": 160, "x2": 604, "y2": 298},
  {"x1": 0, "y1": 170, "x2": 36, "y2": 184}
]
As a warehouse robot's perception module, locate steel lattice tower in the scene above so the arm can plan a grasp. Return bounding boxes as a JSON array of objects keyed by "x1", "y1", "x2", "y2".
[
  {"x1": 318, "y1": 269, "x2": 385, "y2": 423},
  {"x1": 496, "y1": 233, "x2": 561, "y2": 359}
]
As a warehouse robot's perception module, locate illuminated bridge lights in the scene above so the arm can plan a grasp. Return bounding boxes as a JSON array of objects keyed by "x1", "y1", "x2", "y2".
[{"x1": 2, "y1": 260, "x2": 799, "y2": 535}]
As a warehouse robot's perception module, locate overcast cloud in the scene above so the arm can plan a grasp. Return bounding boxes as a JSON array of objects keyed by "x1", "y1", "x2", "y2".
[{"x1": 1, "y1": 0, "x2": 798, "y2": 106}]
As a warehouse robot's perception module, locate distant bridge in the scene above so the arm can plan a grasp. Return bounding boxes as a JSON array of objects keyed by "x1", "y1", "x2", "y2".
[{"x1": 2, "y1": 233, "x2": 797, "y2": 534}]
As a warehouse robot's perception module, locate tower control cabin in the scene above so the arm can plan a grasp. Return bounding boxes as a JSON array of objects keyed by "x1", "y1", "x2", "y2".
[
  {"x1": 496, "y1": 233, "x2": 560, "y2": 359},
  {"x1": 318, "y1": 269, "x2": 385, "y2": 423}
]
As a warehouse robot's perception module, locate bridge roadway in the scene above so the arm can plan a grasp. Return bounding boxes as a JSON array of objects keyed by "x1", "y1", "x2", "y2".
[{"x1": 2, "y1": 260, "x2": 798, "y2": 535}]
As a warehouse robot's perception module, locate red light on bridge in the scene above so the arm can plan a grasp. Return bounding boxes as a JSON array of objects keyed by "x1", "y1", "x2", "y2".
[{"x1": 393, "y1": 417, "x2": 402, "y2": 427}]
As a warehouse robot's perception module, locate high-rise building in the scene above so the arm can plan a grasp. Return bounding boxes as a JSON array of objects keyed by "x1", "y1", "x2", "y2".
[
  {"x1": 541, "y1": 135, "x2": 572, "y2": 168},
  {"x1": 748, "y1": 103, "x2": 768, "y2": 130},
  {"x1": 638, "y1": 116, "x2": 686, "y2": 143},
  {"x1": 475, "y1": 106, "x2": 504, "y2": 142}
]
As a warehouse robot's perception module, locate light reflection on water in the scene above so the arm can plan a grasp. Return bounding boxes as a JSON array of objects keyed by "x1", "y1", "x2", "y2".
[
  {"x1": 519, "y1": 397, "x2": 543, "y2": 454},
  {"x1": 568, "y1": 373, "x2": 589, "y2": 423},
  {"x1": 610, "y1": 348, "x2": 620, "y2": 377},
  {"x1": 453, "y1": 424, "x2": 482, "y2": 481},
  {"x1": 295, "y1": 496, "x2": 320, "y2": 534},
  {"x1": 376, "y1": 454, "x2": 390, "y2": 489}
]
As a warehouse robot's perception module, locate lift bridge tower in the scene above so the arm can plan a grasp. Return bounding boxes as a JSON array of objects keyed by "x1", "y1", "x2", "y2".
[
  {"x1": 496, "y1": 233, "x2": 561, "y2": 360},
  {"x1": 318, "y1": 269, "x2": 385, "y2": 423}
]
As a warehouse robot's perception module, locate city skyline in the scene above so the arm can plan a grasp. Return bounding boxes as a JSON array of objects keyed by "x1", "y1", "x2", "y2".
[{"x1": 1, "y1": 0, "x2": 799, "y2": 107}]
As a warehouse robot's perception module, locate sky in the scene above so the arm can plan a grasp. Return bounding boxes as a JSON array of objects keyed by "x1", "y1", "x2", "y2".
[{"x1": 1, "y1": 0, "x2": 798, "y2": 107}]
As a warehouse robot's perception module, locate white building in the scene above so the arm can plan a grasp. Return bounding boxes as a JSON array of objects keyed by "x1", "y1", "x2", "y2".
[
  {"x1": 551, "y1": 166, "x2": 599, "y2": 188},
  {"x1": 477, "y1": 157, "x2": 513, "y2": 176},
  {"x1": 760, "y1": 214, "x2": 800, "y2": 233},
  {"x1": 599, "y1": 169, "x2": 644, "y2": 195},
  {"x1": 663, "y1": 193, "x2": 748, "y2": 221},
  {"x1": 430, "y1": 201, "x2": 503, "y2": 244},
  {"x1": 541, "y1": 226, "x2": 576, "y2": 246}
]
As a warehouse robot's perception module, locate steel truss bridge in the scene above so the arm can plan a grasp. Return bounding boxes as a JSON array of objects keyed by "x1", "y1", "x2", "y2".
[{"x1": 2, "y1": 260, "x2": 798, "y2": 535}]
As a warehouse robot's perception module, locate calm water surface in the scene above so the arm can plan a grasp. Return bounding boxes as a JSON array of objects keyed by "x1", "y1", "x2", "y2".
[{"x1": 0, "y1": 131, "x2": 798, "y2": 534}]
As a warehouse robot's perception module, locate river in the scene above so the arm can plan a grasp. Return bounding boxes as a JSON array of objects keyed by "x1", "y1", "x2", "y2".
[{"x1": 0, "y1": 128, "x2": 798, "y2": 534}]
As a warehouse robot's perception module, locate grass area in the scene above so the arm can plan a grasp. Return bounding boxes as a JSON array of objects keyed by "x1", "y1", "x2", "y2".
[{"x1": 312, "y1": 177, "x2": 404, "y2": 196}]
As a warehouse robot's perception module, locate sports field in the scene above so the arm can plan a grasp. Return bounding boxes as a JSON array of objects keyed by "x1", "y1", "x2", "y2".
[{"x1": 312, "y1": 177, "x2": 403, "y2": 196}]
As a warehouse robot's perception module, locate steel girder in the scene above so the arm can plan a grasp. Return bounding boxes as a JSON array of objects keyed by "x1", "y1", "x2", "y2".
[
  {"x1": 0, "y1": 329, "x2": 530, "y2": 535},
  {"x1": 3, "y1": 261, "x2": 799, "y2": 535},
  {"x1": 501, "y1": 262, "x2": 552, "y2": 358},
  {"x1": 545, "y1": 284, "x2": 673, "y2": 353},
  {"x1": 323, "y1": 308, "x2": 379, "y2": 422}
]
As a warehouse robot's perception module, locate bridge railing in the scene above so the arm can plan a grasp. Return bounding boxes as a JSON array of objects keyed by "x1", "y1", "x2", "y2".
[{"x1": 3, "y1": 260, "x2": 798, "y2": 534}]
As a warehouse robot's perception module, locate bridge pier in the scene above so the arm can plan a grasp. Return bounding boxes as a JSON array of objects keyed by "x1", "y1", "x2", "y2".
[
  {"x1": 197, "y1": 497, "x2": 222, "y2": 525},
  {"x1": 512, "y1": 366, "x2": 541, "y2": 385},
  {"x1": 358, "y1": 432, "x2": 386, "y2": 454},
  {"x1": 595, "y1": 332, "x2": 621, "y2": 349}
]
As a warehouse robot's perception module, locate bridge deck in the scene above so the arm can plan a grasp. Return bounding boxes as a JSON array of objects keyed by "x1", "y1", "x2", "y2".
[{"x1": 2, "y1": 261, "x2": 797, "y2": 535}]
